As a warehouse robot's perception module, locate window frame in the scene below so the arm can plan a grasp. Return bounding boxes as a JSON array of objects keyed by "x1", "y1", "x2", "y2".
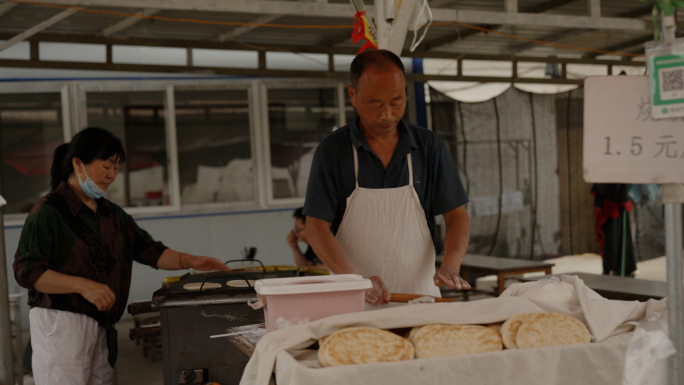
[
  {"x1": 0, "y1": 77, "x2": 351, "y2": 224},
  {"x1": 261, "y1": 79, "x2": 348, "y2": 207},
  {"x1": 0, "y1": 83, "x2": 72, "y2": 226}
]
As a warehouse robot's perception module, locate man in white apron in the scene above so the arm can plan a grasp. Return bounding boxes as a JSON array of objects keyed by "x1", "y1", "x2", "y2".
[{"x1": 303, "y1": 50, "x2": 470, "y2": 306}]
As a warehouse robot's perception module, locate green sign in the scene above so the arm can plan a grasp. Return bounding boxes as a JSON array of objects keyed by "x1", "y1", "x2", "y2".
[{"x1": 649, "y1": 52, "x2": 684, "y2": 119}]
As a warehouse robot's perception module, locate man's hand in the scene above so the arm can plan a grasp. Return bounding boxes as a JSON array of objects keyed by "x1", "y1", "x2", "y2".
[
  {"x1": 80, "y1": 279, "x2": 116, "y2": 311},
  {"x1": 365, "y1": 275, "x2": 391, "y2": 306},
  {"x1": 286, "y1": 230, "x2": 298, "y2": 248},
  {"x1": 434, "y1": 262, "x2": 471, "y2": 290}
]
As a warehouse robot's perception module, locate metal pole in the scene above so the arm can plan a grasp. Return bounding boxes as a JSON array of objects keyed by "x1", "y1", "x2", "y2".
[
  {"x1": 666, "y1": 202, "x2": 684, "y2": 385},
  {"x1": 0, "y1": 196, "x2": 15, "y2": 385}
]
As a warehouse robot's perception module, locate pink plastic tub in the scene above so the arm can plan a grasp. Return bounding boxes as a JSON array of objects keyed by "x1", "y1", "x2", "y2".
[{"x1": 249, "y1": 274, "x2": 372, "y2": 331}]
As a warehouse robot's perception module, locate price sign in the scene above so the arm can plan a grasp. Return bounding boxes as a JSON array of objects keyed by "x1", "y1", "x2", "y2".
[{"x1": 584, "y1": 76, "x2": 684, "y2": 184}]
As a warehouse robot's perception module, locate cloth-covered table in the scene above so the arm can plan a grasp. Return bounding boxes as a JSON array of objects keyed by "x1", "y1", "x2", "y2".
[{"x1": 240, "y1": 276, "x2": 667, "y2": 385}]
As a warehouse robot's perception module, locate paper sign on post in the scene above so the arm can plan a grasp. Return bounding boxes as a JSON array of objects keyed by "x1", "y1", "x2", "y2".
[{"x1": 584, "y1": 76, "x2": 684, "y2": 184}]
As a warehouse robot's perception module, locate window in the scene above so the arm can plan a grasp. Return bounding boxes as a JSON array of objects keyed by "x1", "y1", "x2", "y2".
[
  {"x1": 267, "y1": 88, "x2": 339, "y2": 199},
  {"x1": 86, "y1": 91, "x2": 170, "y2": 207},
  {"x1": 0, "y1": 93, "x2": 64, "y2": 214},
  {"x1": 174, "y1": 89, "x2": 254, "y2": 205}
]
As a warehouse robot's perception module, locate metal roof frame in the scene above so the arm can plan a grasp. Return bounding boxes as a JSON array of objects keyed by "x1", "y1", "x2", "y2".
[{"x1": 1, "y1": 0, "x2": 676, "y2": 84}]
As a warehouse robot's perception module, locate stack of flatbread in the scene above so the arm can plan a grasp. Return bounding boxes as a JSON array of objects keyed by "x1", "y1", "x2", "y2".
[
  {"x1": 318, "y1": 327, "x2": 414, "y2": 367},
  {"x1": 410, "y1": 324, "x2": 503, "y2": 358},
  {"x1": 501, "y1": 312, "x2": 591, "y2": 349}
]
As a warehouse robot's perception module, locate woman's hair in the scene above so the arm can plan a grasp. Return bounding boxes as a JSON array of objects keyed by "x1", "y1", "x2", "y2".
[{"x1": 50, "y1": 127, "x2": 126, "y2": 190}]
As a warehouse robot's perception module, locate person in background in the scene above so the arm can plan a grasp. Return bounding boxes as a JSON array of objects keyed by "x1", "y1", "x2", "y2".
[
  {"x1": 591, "y1": 183, "x2": 636, "y2": 276},
  {"x1": 13, "y1": 127, "x2": 229, "y2": 385},
  {"x1": 303, "y1": 49, "x2": 470, "y2": 306},
  {"x1": 287, "y1": 207, "x2": 325, "y2": 268}
]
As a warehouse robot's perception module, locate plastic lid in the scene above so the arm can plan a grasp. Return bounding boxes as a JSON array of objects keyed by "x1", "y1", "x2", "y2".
[{"x1": 255, "y1": 274, "x2": 372, "y2": 295}]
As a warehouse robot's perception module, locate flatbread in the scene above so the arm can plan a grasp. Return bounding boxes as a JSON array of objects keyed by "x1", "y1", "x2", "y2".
[
  {"x1": 183, "y1": 282, "x2": 222, "y2": 291},
  {"x1": 226, "y1": 279, "x2": 256, "y2": 288},
  {"x1": 500, "y1": 312, "x2": 544, "y2": 349},
  {"x1": 516, "y1": 312, "x2": 591, "y2": 349},
  {"x1": 487, "y1": 322, "x2": 503, "y2": 334},
  {"x1": 411, "y1": 324, "x2": 503, "y2": 359},
  {"x1": 318, "y1": 327, "x2": 414, "y2": 367}
]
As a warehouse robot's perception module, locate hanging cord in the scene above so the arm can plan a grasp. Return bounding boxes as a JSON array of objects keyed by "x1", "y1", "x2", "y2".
[
  {"x1": 565, "y1": 92, "x2": 574, "y2": 256},
  {"x1": 457, "y1": 102, "x2": 470, "y2": 196},
  {"x1": 528, "y1": 92, "x2": 539, "y2": 260},
  {"x1": 488, "y1": 98, "x2": 503, "y2": 256}
]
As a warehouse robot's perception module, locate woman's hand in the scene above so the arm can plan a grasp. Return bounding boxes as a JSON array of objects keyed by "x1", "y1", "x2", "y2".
[
  {"x1": 182, "y1": 254, "x2": 230, "y2": 272},
  {"x1": 79, "y1": 279, "x2": 116, "y2": 311},
  {"x1": 286, "y1": 230, "x2": 298, "y2": 248}
]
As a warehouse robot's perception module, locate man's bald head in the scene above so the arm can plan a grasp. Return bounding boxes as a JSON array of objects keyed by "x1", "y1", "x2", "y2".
[{"x1": 350, "y1": 49, "x2": 405, "y2": 89}]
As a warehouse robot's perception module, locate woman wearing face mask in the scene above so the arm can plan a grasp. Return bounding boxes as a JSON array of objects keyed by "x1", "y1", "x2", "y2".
[{"x1": 13, "y1": 127, "x2": 229, "y2": 385}]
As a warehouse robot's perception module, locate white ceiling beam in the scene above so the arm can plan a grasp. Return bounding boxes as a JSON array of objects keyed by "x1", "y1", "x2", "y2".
[
  {"x1": 0, "y1": 8, "x2": 77, "y2": 53},
  {"x1": 216, "y1": 14, "x2": 280, "y2": 42},
  {"x1": 31, "y1": 0, "x2": 648, "y2": 31},
  {"x1": 101, "y1": 8, "x2": 160, "y2": 37},
  {"x1": 0, "y1": 2, "x2": 18, "y2": 17}
]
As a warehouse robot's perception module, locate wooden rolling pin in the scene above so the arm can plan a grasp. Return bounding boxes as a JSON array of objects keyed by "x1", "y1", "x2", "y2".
[{"x1": 389, "y1": 293, "x2": 456, "y2": 303}]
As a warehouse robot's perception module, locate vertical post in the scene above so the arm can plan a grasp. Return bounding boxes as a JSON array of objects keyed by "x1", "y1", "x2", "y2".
[
  {"x1": 664, "y1": 185, "x2": 684, "y2": 385},
  {"x1": 666, "y1": 203, "x2": 684, "y2": 385},
  {"x1": 412, "y1": 58, "x2": 427, "y2": 128},
  {"x1": 0, "y1": 191, "x2": 15, "y2": 385},
  {"x1": 374, "y1": 0, "x2": 390, "y2": 50},
  {"x1": 505, "y1": 0, "x2": 518, "y2": 13},
  {"x1": 587, "y1": 0, "x2": 601, "y2": 18}
]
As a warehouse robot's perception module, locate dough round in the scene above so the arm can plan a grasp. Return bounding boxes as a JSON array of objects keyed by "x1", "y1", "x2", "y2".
[
  {"x1": 318, "y1": 327, "x2": 414, "y2": 367},
  {"x1": 411, "y1": 324, "x2": 502, "y2": 359},
  {"x1": 500, "y1": 312, "x2": 544, "y2": 349},
  {"x1": 183, "y1": 282, "x2": 222, "y2": 291},
  {"x1": 516, "y1": 312, "x2": 591, "y2": 349},
  {"x1": 226, "y1": 279, "x2": 256, "y2": 288}
]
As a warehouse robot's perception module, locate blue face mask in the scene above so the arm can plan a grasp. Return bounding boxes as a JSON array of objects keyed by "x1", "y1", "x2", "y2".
[{"x1": 77, "y1": 166, "x2": 106, "y2": 199}]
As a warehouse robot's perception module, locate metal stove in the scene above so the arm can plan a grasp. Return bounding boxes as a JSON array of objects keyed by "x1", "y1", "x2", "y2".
[{"x1": 129, "y1": 263, "x2": 326, "y2": 385}]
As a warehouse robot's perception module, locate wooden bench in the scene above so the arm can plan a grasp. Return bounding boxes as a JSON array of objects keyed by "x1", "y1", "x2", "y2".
[{"x1": 519, "y1": 272, "x2": 666, "y2": 302}]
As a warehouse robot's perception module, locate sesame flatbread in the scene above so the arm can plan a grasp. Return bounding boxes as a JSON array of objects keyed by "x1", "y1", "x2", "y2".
[
  {"x1": 516, "y1": 312, "x2": 591, "y2": 349},
  {"x1": 500, "y1": 312, "x2": 544, "y2": 349},
  {"x1": 487, "y1": 322, "x2": 504, "y2": 334},
  {"x1": 226, "y1": 279, "x2": 256, "y2": 288},
  {"x1": 183, "y1": 282, "x2": 222, "y2": 291},
  {"x1": 411, "y1": 324, "x2": 503, "y2": 359},
  {"x1": 318, "y1": 327, "x2": 414, "y2": 367}
]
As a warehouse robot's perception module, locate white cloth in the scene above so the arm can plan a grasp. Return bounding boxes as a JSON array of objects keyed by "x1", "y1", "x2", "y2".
[
  {"x1": 335, "y1": 148, "x2": 440, "y2": 297},
  {"x1": 240, "y1": 275, "x2": 666, "y2": 385},
  {"x1": 30, "y1": 308, "x2": 114, "y2": 385}
]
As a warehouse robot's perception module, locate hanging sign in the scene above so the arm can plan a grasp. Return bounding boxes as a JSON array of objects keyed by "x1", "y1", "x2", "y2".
[{"x1": 584, "y1": 75, "x2": 684, "y2": 184}]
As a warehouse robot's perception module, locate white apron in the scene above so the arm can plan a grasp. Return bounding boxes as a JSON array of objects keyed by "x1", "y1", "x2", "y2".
[{"x1": 335, "y1": 147, "x2": 441, "y2": 297}]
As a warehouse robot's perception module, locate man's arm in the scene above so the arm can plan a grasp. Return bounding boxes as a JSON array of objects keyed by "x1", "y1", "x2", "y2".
[
  {"x1": 306, "y1": 217, "x2": 359, "y2": 274},
  {"x1": 307, "y1": 217, "x2": 391, "y2": 305},
  {"x1": 434, "y1": 205, "x2": 471, "y2": 290}
]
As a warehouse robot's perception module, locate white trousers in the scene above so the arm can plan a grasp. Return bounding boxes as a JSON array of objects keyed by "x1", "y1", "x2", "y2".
[{"x1": 30, "y1": 308, "x2": 115, "y2": 385}]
